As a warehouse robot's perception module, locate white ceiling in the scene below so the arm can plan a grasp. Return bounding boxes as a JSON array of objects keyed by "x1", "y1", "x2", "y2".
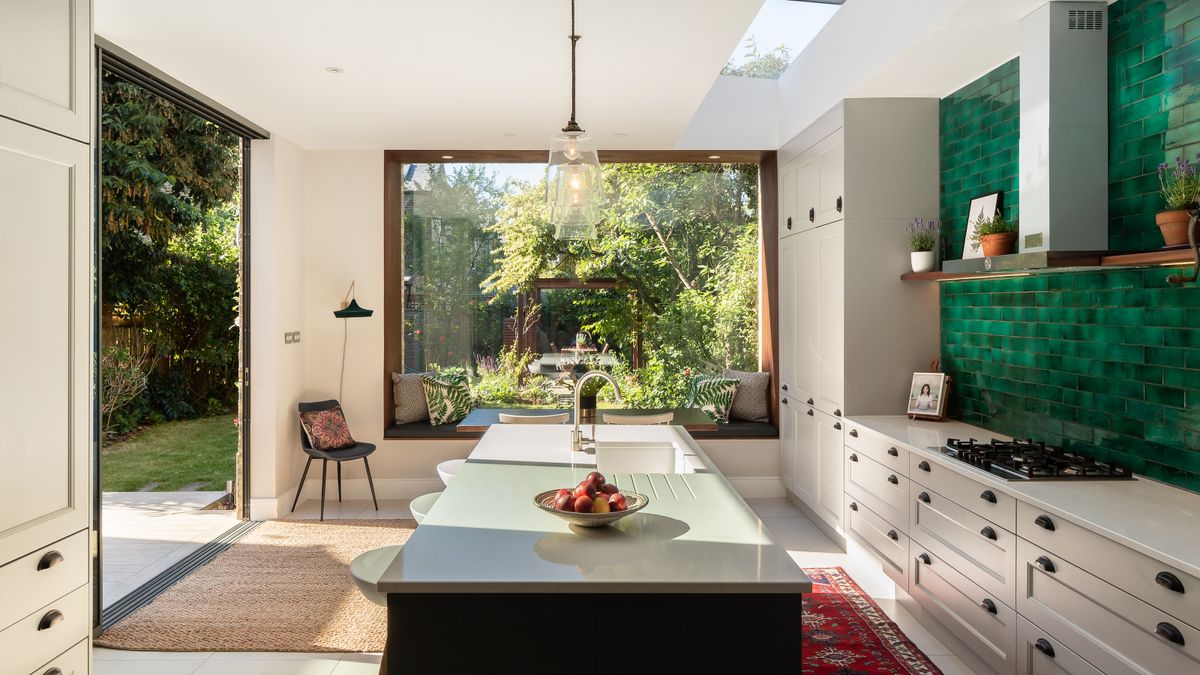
[{"x1": 95, "y1": 0, "x2": 763, "y2": 150}]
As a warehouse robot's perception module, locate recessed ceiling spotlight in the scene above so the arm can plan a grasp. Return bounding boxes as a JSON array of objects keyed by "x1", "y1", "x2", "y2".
[
  {"x1": 708, "y1": 155, "x2": 721, "y2": 160},
  {"x1": 441, "y1": 155, "x2": 454, "y2": 160},
  {"x1": 614, "y1": 132, "x2": 627, "y2": 137},
  {"x1": 503, "y1": 132, "x2": 517, "y2": 138},
  {"x1": 325, "y1": 66, "x2": 344, "y2": 74}
]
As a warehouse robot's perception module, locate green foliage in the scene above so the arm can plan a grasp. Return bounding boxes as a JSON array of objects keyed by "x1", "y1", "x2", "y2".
[
  {"x1": 1158, "y1": 155, "x2": 1200, "y2": 210},
  {"x1": 470, "y1": 349, "x2": 556, "y2": 406},
  {"x1": 969, "y1": 213, "x2": 1018, "y2": 250},
  {"x1": 721, "y1": 38, "x2": 793, "y2": 79}
]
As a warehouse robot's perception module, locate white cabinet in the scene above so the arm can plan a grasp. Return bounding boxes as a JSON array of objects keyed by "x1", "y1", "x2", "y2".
[
  {"x1": 813, "y1": 223, "x2": 844, "y2": 418},
  {"x1": 0, "y1": 0, "x2": 92, "y2": 142},
  {"x1": 815, "y1": 130, "x2": 845, "y2": 226},
  {"x1": 795, "y1": 155, "x2": 820, "y2": 231},
  {"x1": 815, "y1": 412, "x2": 844, "y2": 531},
  {"x1": 780, "y1": 164, "x2": 797, "y2": 238}
]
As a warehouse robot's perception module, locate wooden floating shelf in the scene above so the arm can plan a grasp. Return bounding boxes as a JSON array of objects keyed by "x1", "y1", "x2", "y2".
[{"x1": 900, "y1": 248, "x2": 1194, "y2": 281}]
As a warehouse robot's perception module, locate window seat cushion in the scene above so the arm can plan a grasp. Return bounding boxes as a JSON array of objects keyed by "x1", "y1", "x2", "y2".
[
  {"x1": 688, "y1": 421, "x2": 779, "y2": 440},
  {"x1": 384, "y1": 421, "x2": 483, "y2": 440}
]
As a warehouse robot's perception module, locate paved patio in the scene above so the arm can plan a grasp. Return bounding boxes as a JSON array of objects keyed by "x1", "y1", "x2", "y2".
[{"x1": 102, "y1": 491, "x2": 238, "y2": 609}]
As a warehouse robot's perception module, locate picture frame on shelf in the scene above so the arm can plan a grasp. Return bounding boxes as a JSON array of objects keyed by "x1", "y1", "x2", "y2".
[
  {"x1": 906, "y1": 372, "x2": 949, "y2": 420},
  {"x1": 962, "y1": 191, "x2": 1003, "y2": 259}
]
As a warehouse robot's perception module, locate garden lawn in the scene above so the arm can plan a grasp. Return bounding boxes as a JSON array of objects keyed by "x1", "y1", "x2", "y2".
[{"x1": 102, "y1": 416, "x2": 237, "y2": 492}]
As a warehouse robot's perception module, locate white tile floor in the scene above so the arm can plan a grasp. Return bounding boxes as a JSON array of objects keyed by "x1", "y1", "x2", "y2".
[
  {"x1": 102, "y1": 492, "x2": 237, "y2": 608},
  {"x1": 95, "y1": 497, "x2": 978, "y2": 674}
]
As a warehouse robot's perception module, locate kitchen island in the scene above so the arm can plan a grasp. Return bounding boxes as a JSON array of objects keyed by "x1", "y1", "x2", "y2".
[{"x1": 373, "y1": 424, "x2": 811, "y2": 673}]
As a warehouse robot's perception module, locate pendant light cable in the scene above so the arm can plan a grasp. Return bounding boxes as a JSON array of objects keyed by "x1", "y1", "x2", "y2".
[{"x1": 565, "y1": 0, "x2": 582, "y2": 132}]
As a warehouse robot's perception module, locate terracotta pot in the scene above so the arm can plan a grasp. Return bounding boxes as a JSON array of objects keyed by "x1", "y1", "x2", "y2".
[
  {"x1": 910, "y1": 251, "x2": 936, "y2": 273},
  {"x1": 980, "y1": 232, "x2": 1017, "y2": 257},
  {"x1": 1157, "y1": 210, "x2": 1195, "y2": 247}
]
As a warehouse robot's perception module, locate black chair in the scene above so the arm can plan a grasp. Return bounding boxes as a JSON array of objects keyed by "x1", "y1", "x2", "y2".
[{"x1": 292, "y1": 399, "x2": 378, "y2": 520}]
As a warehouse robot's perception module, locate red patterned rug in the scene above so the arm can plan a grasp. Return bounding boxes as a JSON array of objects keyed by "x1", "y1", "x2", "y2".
[{"x1": 803, "y1": 567, "x2": 943, "y2": 674}]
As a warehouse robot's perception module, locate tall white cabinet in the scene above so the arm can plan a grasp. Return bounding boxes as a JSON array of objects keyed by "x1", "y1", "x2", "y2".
[
  {"x1": 777, "y1": 99, "x2": 940, "y2": 538},
  {"x1": 1, "y1": 1, "x2": 94, "y2": 673}
]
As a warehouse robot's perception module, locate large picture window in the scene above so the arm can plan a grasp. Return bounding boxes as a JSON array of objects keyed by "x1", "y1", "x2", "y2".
[{"x1": 387, "y1": 152, "x2": 775, "y2": 419}]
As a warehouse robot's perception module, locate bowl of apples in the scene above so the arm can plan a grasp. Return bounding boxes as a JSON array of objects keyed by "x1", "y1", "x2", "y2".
[{"x1": 535, "y1": 471, "x2": 648, "y2": 528}]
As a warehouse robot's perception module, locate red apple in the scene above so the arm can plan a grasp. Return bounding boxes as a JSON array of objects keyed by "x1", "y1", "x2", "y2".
[
  {"x1": 555, "y1": 488, "x2": 572, "y2": 500},
  {"x1": 574, "y1": 495, "x2": 594, "y2": 513},
  {"x1": 585, "y1": 471, "x2": 606, "y2": 487},
  {"x1": 555, "y1": 493, "x2": 575, "y2": 511},
  {"x1": 592, "y1": 496, "x2": 611, "y2": 513},
  {"x1": 599, "y1": 483, "x2": 619, "y2": 495},
  {"x1": 608, "y1": 493, "x2": 627, "y2": 512},
  {"x1": 573, "y1": 483, "x2": 596, "y2": 499}
]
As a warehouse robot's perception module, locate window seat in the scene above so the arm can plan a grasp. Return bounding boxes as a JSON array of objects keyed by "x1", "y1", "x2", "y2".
[
  {"x1": 383, "y1": 410, "x2": 777, "y2": 440},
  {"x1": 689, "y1": 421, "x2": 778, "y2": 440},
  {"x1": 384, "y1": 421, "x2": 483, "y2": 440}
]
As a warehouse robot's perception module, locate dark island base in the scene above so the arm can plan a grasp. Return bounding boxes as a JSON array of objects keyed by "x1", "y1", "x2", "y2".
[{"x1": 385, "y1": 592, "x2": 803, "y2": 673}]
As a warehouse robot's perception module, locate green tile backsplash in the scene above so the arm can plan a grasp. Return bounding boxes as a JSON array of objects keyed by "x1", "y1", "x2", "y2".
[
  {"x1": 940, "y1": 271, "x2": 1200, "y2": 492},
  {"x1": 936, "y1": 1, "x2": 1200, "y2": 492},
  {"x1": 1110, "y1": 0, "x2": 1200, "y2": 251},
  {"x1": 939, "y1": 58, "x2": 1020, "y2": 260}
]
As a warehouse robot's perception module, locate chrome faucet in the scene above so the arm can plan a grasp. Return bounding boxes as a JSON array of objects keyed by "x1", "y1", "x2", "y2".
[{"x1": 572, "y1": 370, "x2": 622, "y2": 453}]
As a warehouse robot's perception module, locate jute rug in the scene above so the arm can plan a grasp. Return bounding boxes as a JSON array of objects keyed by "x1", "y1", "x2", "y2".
[{"x1": 95, "y1": 519, "x2": 415, "y2": 653}]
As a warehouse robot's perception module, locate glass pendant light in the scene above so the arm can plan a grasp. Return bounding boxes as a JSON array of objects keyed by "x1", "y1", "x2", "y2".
[{"x1": 547, "y1": 0, "x2": 602, "y2": 239}]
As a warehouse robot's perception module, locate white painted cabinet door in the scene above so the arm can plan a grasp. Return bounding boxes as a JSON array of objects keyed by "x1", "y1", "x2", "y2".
[
  {"x1": 793, "y1": 228, "x2": 819, "y2": 406},
  {"x1": 778, "y1": 234, "x2": 798, "y2": 395},
  {"x1": 816, "y1": 411, "x2": 844, "y2": 532},
  {"x1": 794, "y1": 404, "x2": 819, "y2": 506},
  {"x1": 0, "y1": 0, "x2": 91, "y2": 142},
  {"x1": 795, "y1": 155, "x2": 820, "y2": 232},
  {"x1": 0, "y1": 116, "x2": 90, "y2": 566},
  {"x1": 780, "y1": 163, "x2": 797, "y2": 238},
  {"x1": 816, "y1": 129, "x2": 844, "y2": 226},
  {"x1": 814, "y1": 222, "x2": 845, "y2": 418}
]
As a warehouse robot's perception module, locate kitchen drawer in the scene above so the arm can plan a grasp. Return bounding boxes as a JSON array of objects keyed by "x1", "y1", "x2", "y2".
[
  {"x1": 28, "y1": 638, "x2": 88, "y2": 675},
  {"x1": 1017, "y1": 499, "x2": 1200, "y2": 630},
  {"x1": 0, "y1": 585, "x2": 88, "y2": 675},
  {"x1": 0, "y1": 530, "x2": 88, "y2": 631},
  {"x1": 845, "y1": 423, "x2": 908, "y2": 475},
  {"x1": 911, "y1": 486, "x2": 1016, "y2": 606},
  {"x1": 845, "y1": 493, "x2": 907, "y2": 588},
  {"x1": 846, "y1": 450, "x2": 908, "y2": 526},
  {"x1": 910, "y1": 544, "x2": 1017, "y2": 675},
  {"x1": 1015, "y1": 615, "x2": 1101, "y2": 675},
  {"x1": 911, "y1": 454, "x2": 1016, "y2": 531},
  {"x1": 1016, "y1": 538, "x2": 1200, "y2": 675}
]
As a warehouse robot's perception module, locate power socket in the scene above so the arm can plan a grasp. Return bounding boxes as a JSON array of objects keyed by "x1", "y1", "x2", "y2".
[{"x1": 283, "y1": 331, "x2": 302, "y2": 344}]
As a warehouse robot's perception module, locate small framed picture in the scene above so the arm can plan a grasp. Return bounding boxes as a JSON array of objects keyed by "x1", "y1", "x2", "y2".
[
  {"x1": 962, "y1": 191, "x2": 1003, "y2": 259},
  {"x1": 907, "y1": 372, "x2": 949, "y2": 420}
]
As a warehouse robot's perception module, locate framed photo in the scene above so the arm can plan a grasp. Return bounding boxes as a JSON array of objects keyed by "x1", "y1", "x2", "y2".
[
  {"x1": 907, "y1": 372, "x2": 949, "y2": 420},
  {"x1": 962, "y1": 191, "x2": 1003, "y2": 259}
]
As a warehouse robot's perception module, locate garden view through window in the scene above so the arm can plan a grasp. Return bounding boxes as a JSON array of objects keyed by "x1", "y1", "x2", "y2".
[{"x1": 401, "y1": 161, "x2": 761, "y2": 409}]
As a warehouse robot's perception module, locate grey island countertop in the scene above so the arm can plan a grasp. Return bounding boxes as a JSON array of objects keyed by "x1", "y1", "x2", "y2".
[{"x1": 375, "y1": 424, "x2": 812, "y2": 594}]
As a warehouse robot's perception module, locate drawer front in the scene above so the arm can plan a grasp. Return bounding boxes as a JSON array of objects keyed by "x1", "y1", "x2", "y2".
[
  {"x1": 29, "y1": 638, "x2": 88, "y2": 675},
  {"x1": 845, "y1": 493, "x2": 907, "y2": 587},
  {"x1": 1017, "y1": 500, "x2": 1200, "y2": 630},
  {"x1": 910, "y1": 455, "x2": 1016, "y2": 531},
  {"x1": 0, "y1": 530, "x2": 88, "y2": 631},
  {"x1": 0, "y1": 585, "x2": 89, "y2": 675},
  {"x1": 910, "y1": 544, "x2": 1017, "y2": 674},
  {"x1": 1017, "y1": 538, "x2": 1200, "y2": 675},
  {"x1": 1016, "y1": 615, "x2": 1102, "y2": 675},
  {"x1": 910, "y1": 486, "x2": 1016, "y2": 606},
  {"x1": 846, "y1": 450, "x2": 908, "y2": 526},
  {"x1": 844, "y1": 423, "x2": 908, "y2": 474}
]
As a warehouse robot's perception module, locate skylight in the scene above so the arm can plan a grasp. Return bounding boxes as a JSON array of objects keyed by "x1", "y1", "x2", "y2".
[{"x1": 722, "y1": 0, "x2": 841, "y2": 79}]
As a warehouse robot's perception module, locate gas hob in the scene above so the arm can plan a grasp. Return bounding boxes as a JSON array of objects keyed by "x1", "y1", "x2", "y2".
[{"x1": 938, "y1": 438, "x2": 1134, "y2": 481}]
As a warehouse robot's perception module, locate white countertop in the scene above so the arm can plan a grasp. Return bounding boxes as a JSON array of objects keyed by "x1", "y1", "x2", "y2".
[
  {"x1": 847, "y1": 415, "x2": 1200, "y2": 579},
  {"x1": 376, "y1": 425, "x2": 812, "y2": 594}
]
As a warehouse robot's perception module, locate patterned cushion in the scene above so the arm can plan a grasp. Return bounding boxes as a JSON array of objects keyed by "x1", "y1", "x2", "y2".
[
  {"x1": 686, "y1": 375, "x2": 739, "y2": 424},
  {"x1": 724, "y1": 369, "x2": 770, "y2": 423},
  {"x1": 298, "y1": 406, "x2": 356, "y2": 450},
  {"x1": 392, "y1": 372, "x2": 430, "y2": 425},
  {"x1": 422, "y1": 373, "x2": 473, "y2": 426}
]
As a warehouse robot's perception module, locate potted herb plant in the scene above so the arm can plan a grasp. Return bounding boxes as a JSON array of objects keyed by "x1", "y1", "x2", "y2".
[
  {"x1": 1157, "y1": 154, "x2": 1200, "y2": 247},
  {"x1": 906, "y1": 218, "x2": 939, "y2": 272},
  {"x1": 970, "y1": 213, "x2": 1019, "y2": 257}
]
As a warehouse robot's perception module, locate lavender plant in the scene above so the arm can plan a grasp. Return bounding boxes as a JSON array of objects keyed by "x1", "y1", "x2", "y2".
[
  {"x1": 906, "y1": 218, "x2": 939, "y2": 252},
  {"x1": 1158, "y1": 154, "x2": 1200, "y2": 210}
]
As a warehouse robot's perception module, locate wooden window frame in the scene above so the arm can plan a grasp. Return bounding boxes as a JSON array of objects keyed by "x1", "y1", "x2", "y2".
[{"x1": 383, "y1": 150, "x2": 779, "y2": 435}]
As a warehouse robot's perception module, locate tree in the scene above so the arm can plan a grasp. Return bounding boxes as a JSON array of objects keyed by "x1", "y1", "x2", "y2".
[{"x1": 721, "y1": 38, "x2": 793, "y2": 79}]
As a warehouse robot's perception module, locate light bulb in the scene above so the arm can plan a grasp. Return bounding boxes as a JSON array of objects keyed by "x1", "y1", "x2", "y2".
[{"x1": 565, "y1": 137, "x2": 581, "y2": 161}]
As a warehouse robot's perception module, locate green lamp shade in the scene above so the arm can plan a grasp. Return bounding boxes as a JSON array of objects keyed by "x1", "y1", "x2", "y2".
[{"x1": 334, "y1": 298, "x2": 374, "y2": 318}]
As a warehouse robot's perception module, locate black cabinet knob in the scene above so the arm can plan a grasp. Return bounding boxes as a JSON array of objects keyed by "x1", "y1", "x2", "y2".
[
  {"x1": 1034, "y1": 556, "x2": 1056, "y2": 573},
  {"x1": 806, "y1": 409, "x2": 814, "y2": 417},
  {"x1": 918, "y1": 492, "x2": 930, "y2": 503},
  {"x1": 887, "y1": 529, "x2": 899, "y2": 541},
  {"x1": 786, "y1": 216, "x2": 793, "y2": 230},
  {"x1": 782, "y1": 397, "x2": 789, "y2": 405},
  {"x1": 37, "y1": 550, "x2": 64, "y2": 571},
  {"x1": 918, "y1": 553, "x2": 931, "y2": 565},
  {"x1": 979, "y1": 598, "x2": 997, "y2": 614},
  {"x1": 781, "y1": 384, "x2": 788, "y2": 392},
  {"x1": 888, "y1": 474, "x2": 899, "y2": 485},
  {"x1": 834, "y1": 408, "x2": 842, "y2": 417},
  {"x1": 888, "y1": 447, "x2": 899, "y2": 457},
  {"x1": 37, "y1": 610, "x2": 64, "y2": 631},
  {"x1": 808, "y1": 207, "x2": 815, "y2": 222},
  {"x1": 1034, "y1": 638, "x2": 1055, "y2": 658},
  {"x1": 836, "y1": 195, "x2": 843, "y2": 213},
  {"x1": 849, "y1": 429, "x2": 858, "y2": 437},
  {"x1": 1034, "y1": 514, "x2": 1056, "y2": 531},
  {"x1": 1156, "y1": 571, "x2": 1185, "y2": 594},
  {"x1": 918, "y1": 461, "x2": 931, "y2": 472},
  {"x1": 43, "y1": 669, "x2": 64, "y2": 675},
  {"x1": 980, "y1": 490, "x2": 997, "y2": 504},
  {"x1": 849, "y1": 453, "x2": 859, "y2": 462},
  {"x1": 834, "y1": 422, "x2": 842, "y2": 430},
  {"x1": 849, "y1": 502, "x2": 858, "y2": 511},
  {"x1": 980, "y1": 526, "x2": 997, "y2": 540},
  {"x1": 806, "y1": 398, "x2": 814, "y2": 405},
  {"x1": 1155, "y1": 622, "x2": 1185, "y2": 646}
]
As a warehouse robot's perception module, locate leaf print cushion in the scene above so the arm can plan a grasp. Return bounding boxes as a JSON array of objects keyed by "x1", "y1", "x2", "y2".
[
  {"x1": 422, "y1": 373, "x2": 473, "y2": 426},
  {"x1": 686, "y1": 375, "x2": 739, "y2": 424}
]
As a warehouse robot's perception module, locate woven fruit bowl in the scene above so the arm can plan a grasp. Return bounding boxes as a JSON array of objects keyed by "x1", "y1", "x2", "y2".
[{"x1": 534, "y1": 489, "x2": 649, "y2": 528}]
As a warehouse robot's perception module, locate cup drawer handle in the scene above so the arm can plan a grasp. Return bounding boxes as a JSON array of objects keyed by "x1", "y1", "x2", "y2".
[
  {"x1": 1034, "y1": 638, "x2": 1055, "y2": 658},
  {"x1": 888, "y1": 447, "x2": 899, "y2": 457},
  {"x1": 44, "y1": 669, "x2": 64, "y2": 675},
  {"x1": 918, "y1": 461, "x2": 931, "y2": 472},
  {"x1": 979, "y1": 490, "x2": 997, "y2": 504},
  {"x1": 1156, "y1": 571, "x2": 1185, "y2": 594},
  {"x1": 1155, "y1": 622, "x2": 1185, "y2": 646},
  {"x1": 980, "y1": 526, "x2": 997, "y2": 540},
  {"x1": 1034, "y1": 514, "x2": 1055, "y2": 531},
  {"x1": 38, "y1": 550, "x2": 64, "y2": 571},
  {"x1": 1034, "y1": 556, "x2": 1056, "y2": 573},
  {"x1": 979, "y1": 598, "x2": 997, "y2": 614},
  {"x1": 917, "y1": 492, "x2": 930, "y2": 503},
  {"x1": 887, "y1": 474, "x2": 899, "y2": 485},
  {"x1": 887, "y1": 529, "x2": 899, "y2": 541},
  {"x1": 38, "y1": 610, "x2": 64, "y2": 631}
]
